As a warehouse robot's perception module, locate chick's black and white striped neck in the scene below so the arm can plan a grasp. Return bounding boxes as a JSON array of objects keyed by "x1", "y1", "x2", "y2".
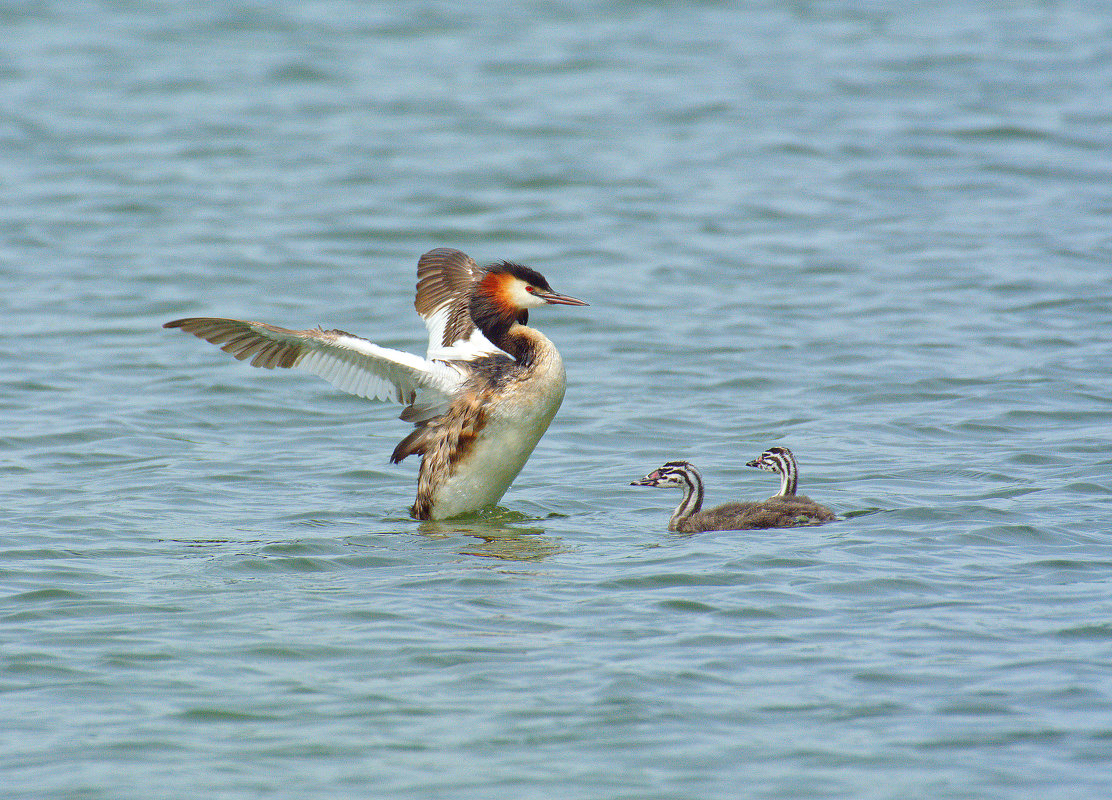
[
  {"x1": 746, "y1": 446, "x2": 798, "y2": 497},
  {"x1": 630, "y1": 460, "x2": 704, "y2": 529}
]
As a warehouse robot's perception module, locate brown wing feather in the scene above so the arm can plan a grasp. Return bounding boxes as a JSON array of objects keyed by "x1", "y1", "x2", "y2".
[
  {"x1": 163, "y1": 318, "x2": 322, "y2": 368},
  {"x1": 415, "y1": 247, "x2": 481, "y2": 349},
  {"x1": 164, "y1": 317, "x2": 459, "y2": 407},
  {"x1": 399, "y1": 389, "x2": 489, "y2": 519}
]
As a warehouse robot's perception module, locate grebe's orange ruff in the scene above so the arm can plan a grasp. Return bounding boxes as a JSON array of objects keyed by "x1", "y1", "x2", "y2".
[{"x1": 164, "y1": 248, "x2": 587, "y2": 520}]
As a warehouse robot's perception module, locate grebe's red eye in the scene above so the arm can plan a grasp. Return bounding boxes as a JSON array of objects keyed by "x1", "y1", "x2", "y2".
[{"x1": 525, "y1": 285, "x2": 536, "y2": 293}]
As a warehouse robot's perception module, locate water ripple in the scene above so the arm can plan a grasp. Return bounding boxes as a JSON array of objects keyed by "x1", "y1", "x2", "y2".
[{"x1": 4, "y1": 2, "x2": 1112, "y2": 798}]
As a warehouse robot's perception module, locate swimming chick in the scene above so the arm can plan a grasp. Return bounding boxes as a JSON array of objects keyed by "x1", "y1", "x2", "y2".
[{"x1": 631, "y1": 447, "x2": 835, "y2": 532}]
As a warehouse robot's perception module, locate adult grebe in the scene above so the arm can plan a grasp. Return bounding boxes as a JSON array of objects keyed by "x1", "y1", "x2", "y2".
[
  {"x1": 164, "y1": 248, "x2": 587, "y2": 520},
  {"x1": 631, "y1": 448, "x2": 835, "y2": 532}
]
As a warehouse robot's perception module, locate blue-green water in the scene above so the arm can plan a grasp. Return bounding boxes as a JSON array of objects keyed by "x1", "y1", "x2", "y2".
[{"x1": 4, "y1": 2, "x2": 1112, "y2": 798}]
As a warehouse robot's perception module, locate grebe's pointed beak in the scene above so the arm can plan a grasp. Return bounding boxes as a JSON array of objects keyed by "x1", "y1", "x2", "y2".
[
  {"x1": 630, "y1": 471, "x2": 659, "y2": 486},
  {"x1": 535, "y1": 289, "x2": 589, "y2": 307},
  {"x1": 745, "y1": 459, "x2": 761, "y2": 468}
]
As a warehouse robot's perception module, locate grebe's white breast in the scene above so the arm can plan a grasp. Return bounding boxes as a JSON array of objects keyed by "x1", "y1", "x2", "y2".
[{"x1": 424, "y1": 328, "x2": 567, "y2": 519}]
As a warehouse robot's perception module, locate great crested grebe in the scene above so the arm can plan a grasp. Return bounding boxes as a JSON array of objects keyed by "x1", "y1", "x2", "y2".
[
  {"x1": 631, "y1": 447, "x2": 835, "y2": 532},
  {"x1": 164, "y1": 247, "x2": 587, "y2": 520}
]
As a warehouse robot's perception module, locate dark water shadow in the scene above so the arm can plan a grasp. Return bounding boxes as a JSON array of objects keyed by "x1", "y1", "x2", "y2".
[{"x1": 416, "y1": 507, "x2": 568, "y2": 562}]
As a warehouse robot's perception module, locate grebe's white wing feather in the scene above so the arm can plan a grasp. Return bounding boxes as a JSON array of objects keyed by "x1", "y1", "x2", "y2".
[
  {"x1": 414, "y1": 247, "x2": 501, "y2": 361},
  {"x1": 164, "y1": 317, "x2": 464, "y2": 407}
]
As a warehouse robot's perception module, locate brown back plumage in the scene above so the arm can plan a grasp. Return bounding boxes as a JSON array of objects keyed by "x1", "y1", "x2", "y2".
[{"x1": 676, "y1": 496, "x2": 835, "y2": 533}]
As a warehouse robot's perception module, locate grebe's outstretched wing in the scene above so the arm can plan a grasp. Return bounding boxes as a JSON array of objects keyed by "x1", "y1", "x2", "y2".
[
  {"x1": 163, "y1": 317, "x2": 463, "y2": 408},
  {"x1": 414, "y1": 247, "x2": 501, "y2": 361}
]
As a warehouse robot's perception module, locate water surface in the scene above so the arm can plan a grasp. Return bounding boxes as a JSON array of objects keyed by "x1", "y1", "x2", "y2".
[{"x1": 3, "y1": 2, "x2": 1112, "y2": 798}]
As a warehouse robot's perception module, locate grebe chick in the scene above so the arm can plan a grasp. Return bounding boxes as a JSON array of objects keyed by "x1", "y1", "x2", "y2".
[
  {"x1": 165, "y1": 247, "x2": 587, "y2": 520},
  {"x1": 745, "y1": 446, "x2": 835, "y2": 522},
  {"x1": 631, "y1": 452, "x2": 834, "y2": 533}
]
